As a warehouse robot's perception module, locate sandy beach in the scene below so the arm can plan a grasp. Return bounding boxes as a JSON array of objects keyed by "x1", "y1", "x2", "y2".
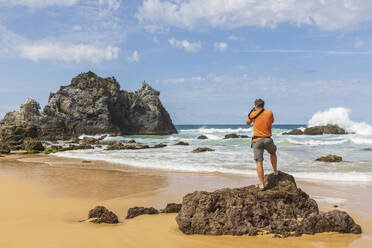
[{"x1": 0, "y1": 153, "x2": 370, "y2": 248}]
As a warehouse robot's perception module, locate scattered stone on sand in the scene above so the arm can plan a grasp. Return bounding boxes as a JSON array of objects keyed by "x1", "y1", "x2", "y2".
[
  {"x1": 175, "y1": 141, "x2": 189, "y2": 146},
  {"x1": 88, "y1": 206, "x2": 119, "y2": 224},
  {"x1": 362, "y1": 148, "x2": 372, "y2": 151},
  {"x1": 152, "y1": 143, "x2": 167, "y2": 148},
  {"x1": 126, "y1": 207, "x2": 159, "y2": 219},
  {"x1": 192, "y1": 147, "x2": 215, "y2": 153},
  {"x1": 334, "y1": 205, "x2": 338, "y2": 208},
  {"x1": 128, "y1": 139, "x2": 136, "y2": 143},
  {"x1": 0, "y1": 142, "x2": 11, "y2": 154},
  {"x1": 160, "y1": 203, "x2": 182, "y2": 213},
  {"x1": 315, "y1": 155, "x2": 342, "y2": 162},
  {"x1": 176, "y1": 172, "x2": 361, "y2": 237},
  {"x1": 197, "y1": 135, "x2": 208, "y2": 140},
  {"x1": 23, "y1": 137, "x2": 45, "y2": 151},
  {"x1": 283, "y1": 129, "x2": 304, "y2": 135}
]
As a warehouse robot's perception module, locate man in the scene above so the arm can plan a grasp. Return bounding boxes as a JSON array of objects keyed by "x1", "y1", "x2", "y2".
[{"x1": 246, "y1": 99, "x2": 278, "y2": 190}]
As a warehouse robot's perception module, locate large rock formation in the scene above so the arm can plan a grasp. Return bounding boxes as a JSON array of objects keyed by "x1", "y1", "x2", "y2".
[
  {"x1": 0, "y1": 72, "x2": 177, "y2": 147},
  {"x1": 176, "y1": 172, "x2": 361, "y2": 237}
]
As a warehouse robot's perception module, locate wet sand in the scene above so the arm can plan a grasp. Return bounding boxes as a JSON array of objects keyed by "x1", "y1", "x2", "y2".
[{"x1": 0, "y1": 153, "x2": 371, "y2": 248}]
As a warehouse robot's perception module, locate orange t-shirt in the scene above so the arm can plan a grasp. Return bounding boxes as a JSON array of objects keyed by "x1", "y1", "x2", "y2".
[{"x1": 246, "y1": 109, "x2": 274, "y2": 142}]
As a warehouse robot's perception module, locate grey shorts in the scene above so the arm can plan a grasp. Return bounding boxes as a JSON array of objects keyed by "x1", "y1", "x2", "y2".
[{"x1": 252, "y1": 138, "x2": 277, "y2": 162}]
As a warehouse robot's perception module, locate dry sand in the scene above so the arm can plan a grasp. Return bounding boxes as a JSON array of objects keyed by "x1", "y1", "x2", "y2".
[{"x1": 0, "y1": 153, "x2": 371, "y2": 248}]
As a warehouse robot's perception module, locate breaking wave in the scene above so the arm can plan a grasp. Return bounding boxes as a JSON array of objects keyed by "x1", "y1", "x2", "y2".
[{"x1": 308, "y1": 107, "x2": 372, "y2": 135}]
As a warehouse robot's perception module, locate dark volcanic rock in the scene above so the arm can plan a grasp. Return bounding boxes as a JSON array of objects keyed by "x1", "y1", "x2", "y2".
[
  {"x1": 175, "y1": 141, "x2": 189, "y2": 146},
  {"x1": 283, "y1": 129, "x2": 304, "y2": 135},
  {"x1": 160, "y1": 203, "x2": 182, "y2": 213},
  {"x1": 0, "y1": 72, "x2": 177, "y2": 146},
  {"x1": 23, "y1": 137, "x2": 45, "y2": 151},
  {"x1": 192, "y1": 147, "x2": 214, "y2": 153},
  {"x1": 126, "y1": 206, "x2": 159, "y2": 219},
  {"x1": 0, "y1": 142, "x2": 10, "y2": 154},
  {"x1": 304, "y1": 125, "x2": 346, "y2": 135},
  {"x1": 88, "y1": 206, "x2": 119, "y2": 224},
  {"x1": 316, "y1": 154, "x2": 342, "y2": 162},
  {"x1": 128, "y1": 139, "x2": 136, "y2": 143},
  {"x1": 176, "y1": 172, "x2": 361, "y2": 237},
  {"x1": 197, "y1": 135, "x2": 208, "y2": 139}
]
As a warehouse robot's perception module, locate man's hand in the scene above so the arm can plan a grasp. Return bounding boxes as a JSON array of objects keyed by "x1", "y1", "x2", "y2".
[{"x1": 246, "y1": 118, "x2": 252, "y2": 126}]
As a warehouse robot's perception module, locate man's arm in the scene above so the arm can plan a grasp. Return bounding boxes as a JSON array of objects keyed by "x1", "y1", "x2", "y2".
[{"x1": 246, "y1": 118, "x2": 252, "y2": 125}]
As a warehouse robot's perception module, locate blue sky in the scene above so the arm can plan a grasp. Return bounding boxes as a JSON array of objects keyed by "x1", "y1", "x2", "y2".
[{"x1": 1, "y1": 0, "x2": 372, "y2": 124}]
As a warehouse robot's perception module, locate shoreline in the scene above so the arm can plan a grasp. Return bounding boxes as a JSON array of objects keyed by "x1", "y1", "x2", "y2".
[{"x1": 0, "y1": 153, "x2": 371, "y2": 247}]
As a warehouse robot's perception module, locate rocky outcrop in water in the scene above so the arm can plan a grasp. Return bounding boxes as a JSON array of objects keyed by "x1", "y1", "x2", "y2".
[
  {"x1": 176, "y1": 172, "x2": 361, "y2": 237},
  {"x1": 316, "y1": 154, "x2": 342, "y2": 162},
  {"x1": 197, "y1": 135, "x2": 208, "y2": 139},
  {"x1": 283, "y1": 125, "x2": 346, "y2": 136},
  {"x1": 192, "y1": 147, "x2": 214, "y2": 153},
  {"x1": 0, "y1": 72, "x2": 177, "y2": 149},
  {"x1": 224, "y1": 133, "x2": 249, "y2": 139},
  {"x1": 283, "y1": 129, "x2": 304, "y2": 135},
  {"x1": 88, "y1": 206, "x2": 119, "y2": 224},
  {"x1": 175, "y1": 141, "x2": 189, "y2": 146}
]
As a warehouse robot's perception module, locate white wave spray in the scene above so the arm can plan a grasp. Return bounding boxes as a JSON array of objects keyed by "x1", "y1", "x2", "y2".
[{"x1": 308, "y1": 107, "x2": 372, "y2": 135}]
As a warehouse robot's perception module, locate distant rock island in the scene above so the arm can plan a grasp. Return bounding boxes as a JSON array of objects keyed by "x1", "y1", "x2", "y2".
[{"x1": 0, "y1": 71, "x2": 177, "y2": 148}]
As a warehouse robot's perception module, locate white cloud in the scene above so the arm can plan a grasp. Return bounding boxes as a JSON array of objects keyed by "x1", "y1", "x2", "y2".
[
  {"x1": 18, "y1": 42, "x2": 119, "y2": 63},
  {"x1": 214, "y1": 42, "x2": 228, "y2": 52},
  {"x1": 228, "y1": 35, "x2": 238, "y2": 41},
  {"x1": 241, "y1": 49, "x2": 372, "y2": 55},
  {"x1": 98, "y1": 0, "x2": 121, "y2": 15},
  {"x1": 137, "y1": 0, "x2": 372, "y2": 31},
  {"x1": 71, "y1": 25, "x2": 82, "y2": 31},
  {"x1": 0, "y1": 0, "x2": 79, "y2": 8},
  {"x1": 127, "y1": 50, "x2": 140, "y2": 63},
  {"x1": 168, "y1": 38, "x2": 201, "y2": 53}
]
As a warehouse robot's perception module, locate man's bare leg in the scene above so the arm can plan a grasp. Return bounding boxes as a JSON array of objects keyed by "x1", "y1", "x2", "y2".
[
  {"x1": 256, "y1": 161, "x2": 265, "y2": 188},
  {"x1": 270, "y1": 153, "x2": 278, "y2": 175}
]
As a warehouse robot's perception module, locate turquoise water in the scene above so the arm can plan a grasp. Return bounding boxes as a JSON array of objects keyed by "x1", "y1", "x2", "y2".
[{"x1": 54, "y1": 124, "x2": 372, "y2": 183}]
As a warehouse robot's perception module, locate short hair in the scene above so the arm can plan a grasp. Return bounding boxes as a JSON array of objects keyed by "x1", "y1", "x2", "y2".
[{"x1": 254, "y1": 99, "x2": 265, "y2": 108}]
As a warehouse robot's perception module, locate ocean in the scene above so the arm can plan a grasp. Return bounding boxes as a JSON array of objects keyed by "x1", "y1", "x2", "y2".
[{"x1": 54, "y1": 114, "x2": 372, "y2": 184}]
